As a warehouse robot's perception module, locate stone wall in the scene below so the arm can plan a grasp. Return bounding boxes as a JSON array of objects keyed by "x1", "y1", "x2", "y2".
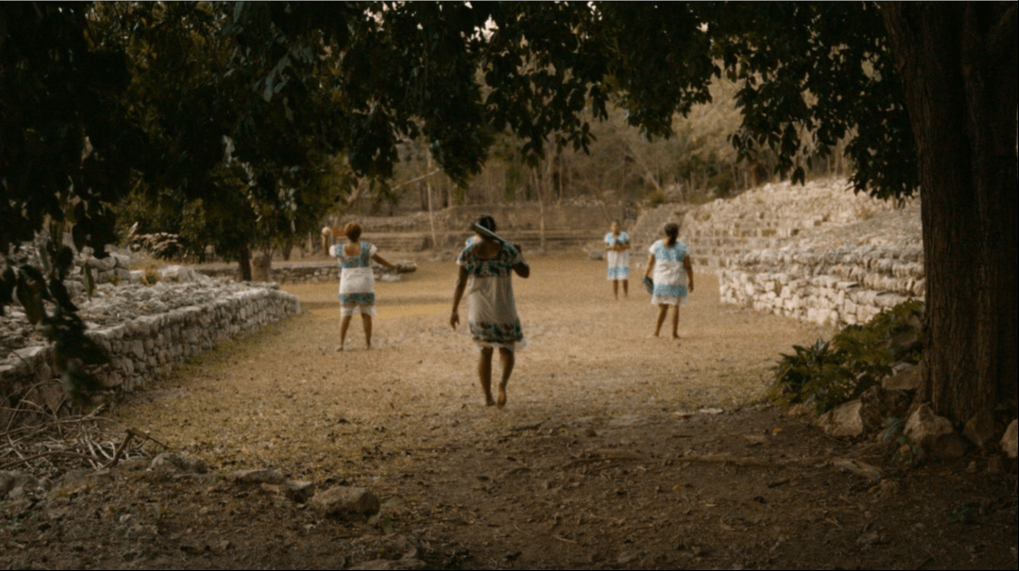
[
  {"x1": 1, "y1": 274, "x2": 301, "y2": 417},
  {"x1": 657, "y1": 179, "x2": 924, "y2": 326},
  {"x1": 194, "y1": 261, "x2": 417, "y2": 285},
  {"x1": 720, "y1": 247, "x2": 924, "y2": 326},
  {"x1": 680, "y1": 179, "x2": 908, "y2": 273}
]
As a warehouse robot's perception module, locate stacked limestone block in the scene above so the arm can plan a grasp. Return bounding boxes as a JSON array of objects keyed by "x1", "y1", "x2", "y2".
[
  {"x1": 195, "y1": 260, "x2": 416, "y2": 285},
  {"x1": 715, "y1": 186, "x2": 923, "y2": 326},
  {"x1": 681, "y1": 179, "x2": 907, "y2": 274},
  {"x1": 1, "y1": 273, "x2": 301, "y2": 407}
]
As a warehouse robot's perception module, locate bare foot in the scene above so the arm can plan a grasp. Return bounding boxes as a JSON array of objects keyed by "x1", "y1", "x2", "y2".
[
  {"x1": 336, "y1": 345, "x2": 344, "y2": 352},
  {"x1": 496, "y1": 388, "x2": 507, "y2": 409},
  {"x1": 672, "y1": 334, "x2": 680, "y2": 340},
  {"x1": 485, "y1": 398, "x2": 496, "y2": 407}
]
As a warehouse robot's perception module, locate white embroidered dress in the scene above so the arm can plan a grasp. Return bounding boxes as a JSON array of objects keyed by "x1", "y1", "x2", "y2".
[
  {"x1": 649, "y1": 240, "x2": 690, "y2": 306},
  {"x1": 331, "y1": 241, "x2": 378, "y2": 317},
  {"x1": 605, "y1": 231, "x2": 631, "y2": 281},
  {"x1": 457, "y1": 241, "x2": 527, "y2": 352}
]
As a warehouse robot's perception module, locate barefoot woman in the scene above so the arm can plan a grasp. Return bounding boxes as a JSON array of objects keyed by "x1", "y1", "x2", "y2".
[
  {"x1": 605, "y1": 221, "x2": 631, "y2": 299},
  {"x1": 645, "y1": 222, "x2": 695, "y2": 339},
  {"x1": 328, "y1": 223, "x2": 397, "y2": 350},
  {"x1": 450, "y1": 216, "x2": 530, "y2": 408}
]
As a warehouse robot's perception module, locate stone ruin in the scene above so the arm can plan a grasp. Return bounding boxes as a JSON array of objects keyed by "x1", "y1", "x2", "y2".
[
  {"x1": 1, "y1": 248, "x2": 301, "y2": 421},
  {"x1": 196, "y1": 259, "x2": 418, "y2": 285},
  {"x1": 678, "y1": 178, "x2": 924, "y2": 326}
]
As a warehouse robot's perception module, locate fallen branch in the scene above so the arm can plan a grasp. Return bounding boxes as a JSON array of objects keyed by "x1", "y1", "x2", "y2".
[
  {"x1": 101, "y1": 431, "x2": 135, "y2": 470},
  {"x1": 127, "y1": 428, "x2": 169, "y2": 450},
  {"x1": 0, "y1": 450, "x2": 98, "y2": 471}
]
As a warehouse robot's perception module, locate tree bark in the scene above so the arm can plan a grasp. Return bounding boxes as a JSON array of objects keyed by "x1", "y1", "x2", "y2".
[
  {"x1": 882, "y1": 2, "x2": 1018, "y2": 422},
  {"x1": 237, "y1": 244, "x2": 253, "y2": 282}
]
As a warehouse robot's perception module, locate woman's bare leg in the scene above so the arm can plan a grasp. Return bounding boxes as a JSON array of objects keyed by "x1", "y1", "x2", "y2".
[
  {"x1": 479, "y1": 347, "x2": 495, "y2": 406},
  {"x1": 362, "y1": 314, "x2": 373, "y2": 349},
  {"x1": 655, "y1": 304, "x2": 669, "y2": 337},
  {"x1": 622, "y1": 280, "x2": 629, "y2": 298},
  {"x1": 339, "y1": 314, "x2": 353, "y2": 350},
  {"x1": 612, "y1": 280, "x2": 619, "y2": 300},
  {"x1": 672, "y1": 305, "x2": 680, "y2": 339},
  {"x1": 497, "y1": 348, "x2": 515, "y2": 408}
]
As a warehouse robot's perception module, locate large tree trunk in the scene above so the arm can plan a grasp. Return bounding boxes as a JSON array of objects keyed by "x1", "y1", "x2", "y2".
[
  {"x1": 882, "y1": 2, "x2": 1018, "y2": 423},
  {"x1": 237, "y1": 244, "x2": 253, "y2": 282}
]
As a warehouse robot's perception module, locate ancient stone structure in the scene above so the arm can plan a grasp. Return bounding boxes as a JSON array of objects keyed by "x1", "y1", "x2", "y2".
[
  {"x1": 1, "y1": 268, "x2": 300, "y2": 412},
  {"x1": 194, "y1": 261, "x2": 417, "y2": 285},
  {"x1": 672, "y1": 179, "x2": 924, "y2": 326}
]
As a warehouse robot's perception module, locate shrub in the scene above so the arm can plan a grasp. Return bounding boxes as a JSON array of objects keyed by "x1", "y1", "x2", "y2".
[
  {"x1": 772, "y1": 299, "x2": 924, "y2": 414},
  {"x1": 646, "y1": 189, "x2": 668, "y2": 208}
]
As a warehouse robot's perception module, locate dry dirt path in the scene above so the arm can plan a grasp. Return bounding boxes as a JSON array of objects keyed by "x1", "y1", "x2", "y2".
[{"x1": 4, "y1": 256, "x2": 1014, "y2": 570}]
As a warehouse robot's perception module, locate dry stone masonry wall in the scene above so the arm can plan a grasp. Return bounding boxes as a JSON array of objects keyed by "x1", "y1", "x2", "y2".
[
  {"x1": 194, "y1": 261, "x2": 417, "y2": 285},
  {"x1": 1, "y1": 266, "x2": 300, "y2": 411},
  {"x1": 675, "y1": 179, "x2": 924, "y2": 326}
]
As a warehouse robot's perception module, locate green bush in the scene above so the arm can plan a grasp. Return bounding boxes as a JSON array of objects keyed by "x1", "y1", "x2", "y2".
[{"x1": 772, "y1": 300, "x2": 924, "y2": 414}]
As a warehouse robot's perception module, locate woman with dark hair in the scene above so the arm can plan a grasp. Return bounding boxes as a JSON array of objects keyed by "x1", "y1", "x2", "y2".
[
  {"x1": 604, "y1": 221, "x2": 631, "y2": 299},
  {"x1": 450, "y1": 215, "x2": 531, "y2": 408},
  {"x1": 328, "y1": 222, "x2": 397, "y2": 350},
  {"x1": 645, "y1": 222, "x2": 695, "y2": 339}
]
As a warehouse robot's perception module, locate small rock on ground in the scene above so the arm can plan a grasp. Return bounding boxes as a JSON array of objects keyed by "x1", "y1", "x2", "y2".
[
  {"x1": 818, "y1": 401, "x2": 865, "y2": 439},
  {"x1": 230, "y1": 469, "x2": 287, "y2": 485},
  {"x1": 905, "y1": 405, "x2": 966, "y2": 460},
  {"x1": 962, "y1": 410, "x2": 1000, "y2": 450},
  {"x1": 310, "y1": 486, "x2": 381, "y2": 520},
  {"x1": 882, "y1": 364, "x2": 923, "y2": 392},
  {"x1": 151, "y1": 454, "x2": 209, "y2": 474},
  {"x1": 285, "y1": 481, "x2": 317, "y2": 504}
]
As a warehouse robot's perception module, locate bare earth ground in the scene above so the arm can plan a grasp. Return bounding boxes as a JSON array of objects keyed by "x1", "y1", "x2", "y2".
[{"x1": 2, "y1": 256, "x2": 1016, "y2": 570}]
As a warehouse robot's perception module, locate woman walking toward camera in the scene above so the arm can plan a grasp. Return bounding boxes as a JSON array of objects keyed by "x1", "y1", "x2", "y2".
[
  {"x1": 327, "y1": 223, "x2": 397, "y2": 350},
  {"x1": 605, "y1": 221, "x2": 631, "y2": 300},
  {"x1": 450, "y1": 215, "x2": 530, "y2": 408},
  {"x1": 645, "y1": 222, "x2": 695, "y2": 339}
]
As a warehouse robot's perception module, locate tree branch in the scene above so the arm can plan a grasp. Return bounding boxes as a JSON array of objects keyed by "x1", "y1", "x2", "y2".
[{"x1": 390, "y1": 169, "x2": 442, "y2": 192}]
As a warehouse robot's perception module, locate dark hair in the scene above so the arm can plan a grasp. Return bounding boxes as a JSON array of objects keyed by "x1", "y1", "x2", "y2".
[
  {"x1": 474, "y1": 215, "x2": 497, "y2": 235},
  {"x1": 344, "y1": 222, "x2": 363, "y2": 242},
  {"x1": 664, "y1": 223, "x2": 679, "y2": 248}
]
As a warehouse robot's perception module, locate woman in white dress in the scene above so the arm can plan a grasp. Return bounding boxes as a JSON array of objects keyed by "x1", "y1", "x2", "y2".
[
  {"x1": 604, "y1": 221, "x2": 631, "y2": 299},
  {"x1": 450, "y1": 215, "x2": 531, "y2": 408},
  {"x1": 644, "y1": 223, "x2": 695, "y2": 339},
  {"x1": 327, "y1": 223, "x2": 397, "y2": 350}
]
